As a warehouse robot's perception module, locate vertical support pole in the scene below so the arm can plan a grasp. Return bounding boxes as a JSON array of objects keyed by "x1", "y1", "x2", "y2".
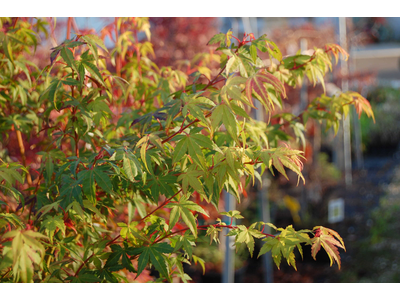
[
  {"x1": 352, "y1": 104, "x2": 364, "y2": 169},
  {"x1": 349, "y1": 48, "x2": 364, "y2": 170},
  {"x1": 257, "y1": 175, "x2": 273, "y2": 283},
  {"x1": 339, "y1": 17, "x2": 352, "y2": 186},
  {"x1": 299, "y1": 38, "x2": 308, "y2": 112},
  {"x1": 241, "y1": 16, "x2": 274, "y2": 283},
  {"x1": 222, "y1": 190, "x2": 235, "y2": 283},
  {"x1": 255, "y1": 91, "x2": 274, "y2": 283},
  {"x1": 299, "y1": 38, "x2": 308, "y2": 220}
]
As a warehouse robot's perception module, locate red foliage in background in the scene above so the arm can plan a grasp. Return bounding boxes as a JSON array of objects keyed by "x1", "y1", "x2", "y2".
[{"x1": 150, "y1": 18, "x2": 219, "y2": 67}]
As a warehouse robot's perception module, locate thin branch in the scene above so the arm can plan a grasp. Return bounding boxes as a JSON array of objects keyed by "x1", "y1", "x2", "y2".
[
  {"x1": 154, "y1": 223, "x2": 275, "y2": 244},
  {"x1": 138, "y1": 189, "x2": 182, "y2": 223}
]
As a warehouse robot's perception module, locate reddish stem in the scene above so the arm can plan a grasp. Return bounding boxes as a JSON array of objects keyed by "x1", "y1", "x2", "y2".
[
  {"x1": 138, "y1": 189, "x2": 182, "y2": 223},
  {"x1": 154, "y1": 223, "x2": 275, "y2": 244},
  {"x1": 67, "y1": 17, "x2": 72, "y2": 40}
]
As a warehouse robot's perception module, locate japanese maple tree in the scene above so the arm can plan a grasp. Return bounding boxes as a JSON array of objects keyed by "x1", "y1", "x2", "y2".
[{"x1": 0, "y1": 17, "x2": 374, "y2": 282}]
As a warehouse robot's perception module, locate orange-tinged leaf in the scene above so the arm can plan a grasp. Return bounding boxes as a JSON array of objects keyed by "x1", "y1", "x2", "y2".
[
  {"x1": 325, "y1": 43, "x2": 349, "y2": 64},
  {"x1": 246, "y1": 70, "x2": 286, "y2": 116},
  {"x1": 347, "y1": 92, "x2": 375, "y2": 123},
  {"x1": 311, "y1": 226, "x2": 346, "y2": 269}
]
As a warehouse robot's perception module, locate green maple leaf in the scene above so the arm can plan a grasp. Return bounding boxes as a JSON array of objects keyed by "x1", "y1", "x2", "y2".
[
  {"x1": 147, "y1": 172, "x2": 177, "y2": 200},
  {"x1": 173, "y1": 233, "x2": 196, "y2": 260},
  {"x1": 178, "y1": 167, "x2": 205, "y2": 196},
  {"x1": 258, "y1": 225, "x2": 312, "y2": 270},
  {"x1": 211, "y1": 104, "x2": 238, "y2": 142},
  {"x1": 220, "y1": 210, "x2": 244, "y2": 220},
  {"x1": 311, "y1": 226, "x2": 346, "y2": 269},
  {"x1": 93, "y1": 165, "x2": 113, "y2": 194},
  {"x1": 40, "y1": 215, "x2": 65, "y2": 242},
  {"x1": 166, "y1": 198, "x2": 209, "y2": 237},
  {"x1": 78, "y1": 169, "x2": 96, "y2": 203},
  {"x1": 251, "y1": 35, "x2": 283, "y2": 62},
  {"x1": 234, "y1": 224, "x2": 265, "y2": 257},
  {"x1": 133, "y1": 243, "x2": 174, "y2": 280},
  {"x1": 260, "y1": 145, "x2": 305, "y2": 185},
  {"x1": 182, "y1": 95, "x2": 215, "y2": 125},
  {"x1": 78, "y1": 165, "x2": 113, "y2": 202},
  {"x1": 207, "y1": 33, "x2": 226, "y2": 46},
  {"x1": 172, "y1": 134, "x2": 213, "y2": 168},
  {"x1": 59, "y1": 176, "x2": 82, "y2": 208},
  {"x1": 104, "y1": 244, "x2": 136, "y2": 273}
]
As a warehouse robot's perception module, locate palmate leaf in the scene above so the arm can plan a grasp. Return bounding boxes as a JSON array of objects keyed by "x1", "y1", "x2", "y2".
[
  {"x1": 78, "y1": 169, "x2": 96, "y2": 203},
  {"x1": 93, "y1": 165, "x2": 113, "y2": 194},
  {"x1": 325, "y1": 43, "x2": 349, "y2": 64},
  {"x1": 345, "y1": 91, "x2": 375, "y2": 123},
  {"x1": 251, "y1": 34, "x2": 283, "y2": 62},
  {"x1": 311, "y1": 226, "x2": 346, "y2": 269},
  {"x1": 59, "y1": 177, "x2": 82, "y2": 208},
  {"x1": 173, "y1": 233, "x2": 196, "y2": 260},
  {"x1": 81, "y1": 34, "x2": 108, "y2": 65},
  {"x1": 104, "y1": 244, "x2": 136, "y2": 273},
  {"x1": 148, "y1": 172, "x2": 177, "y2": 199},
  {"x1": 220, "y1": 210, "x2": 244, "y2": 220},
  {"x1": 207, "y1": 30, "x2": 232, "y2": 47},
  {"x1": 172, "y1": 133, "x2": 213, "y2": 168},
  {"x1": 49, "y1": 38, "x2": 85, "y2": 65},
  {"x1": 246, "y1": 70, "x2": 286, "y2": 116},
  {"x1": 207, "y1": 33, "x2": 226, "y2": 46},
  {"x1": 0, "y1": 161, "x2": 27, "y2": 202},
  {"x1": 257, "y1": 225, "x2": 311, "y2": 270},
  {"x1": 40, "y1": 215, "x2": 66, "y2": 242},
  {"x1": 166, "y1": 198, "x2": 209, "y2": 237},
  {"x1": 178, "y1": 168, "x2": 204, "y2": 196},
  {"x1": 211, "y1": 104, "x2": 238, "y2": 141},
  {"x1": 2, "y1": 230, "x2": 47, "y2": 283},
  {"x1": 260, "y1": 144, "x2": 305, "y2": 185},
  {"x1": 83, "y1": 34, "x2": 108, "y2": 53},
  {"x1": 77, "y1": 165, "x2": 113, "y2": 203},
  {"x1": 233, "y1": 223, "x2": 265, "y2": 257},
  {"x1": 133, "y1": 243, "x2": 174, "y2": 280},
  {"x1": 182, "y1": 96, "x2": 214, "y2": 126},
  {"x1": 224, "y1": 51, "x2": 254, "y2": 78}
]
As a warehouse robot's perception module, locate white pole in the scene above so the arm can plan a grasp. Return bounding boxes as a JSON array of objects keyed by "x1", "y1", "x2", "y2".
[
  {"x1": 222, "y1": 190, "x2": 235, "y2": 283},
  {"x1": 339, "y1": 17, "x2": 352, "y2": 186}
]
